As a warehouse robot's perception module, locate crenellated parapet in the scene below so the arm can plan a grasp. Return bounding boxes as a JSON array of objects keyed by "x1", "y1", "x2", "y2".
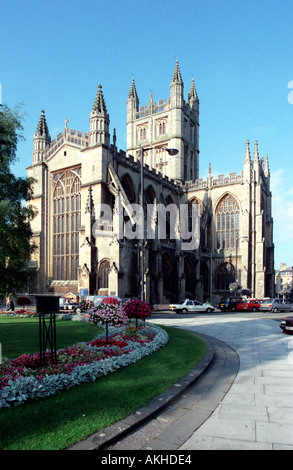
[
  {"x1": 33, "y1": 112, "x2": 90, "y2": 164},
  {"x1": 183, "y1": 171, "x2": 244, "y2": 191},
  {"x1": 46, "y1": 127, "x2": 90, "y2": 160},
  {"x1": 135, "y1": 96, "x2": 197, "y2": 120},
  {"x1": 114, "y1": 149, "x2": 182, "y2": 191}
]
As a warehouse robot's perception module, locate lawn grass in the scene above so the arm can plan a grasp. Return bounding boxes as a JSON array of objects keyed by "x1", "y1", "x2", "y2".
[
  {"x1": 0, "y1": 320, "x2": 206, "y2": 450},
  {"x1": 0, "y1": 317, "x2": 102, "y2": 359}
]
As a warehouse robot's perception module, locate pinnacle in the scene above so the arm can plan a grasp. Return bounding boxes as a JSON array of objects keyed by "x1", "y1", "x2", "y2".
[
  {"x1": 253, "y1": 140, "x2": 259, "y2": 161},
  {"x1": 128, "y1": 77, "x2": 139, "y2": 101},
  {"x1": 244, "y1": 139, "x2": 250, "y2": 163},
  {"x1": 171, "y1": 59, "x2": 183, "y2": 84},
  {"x1": 188, "y1": 78, "x2": 198, "y2": 102},
  {"x1": 85, "y1": 186, "x2": 94, "y2": 214},
  {"x1": 264, "y1": 154, "x2": 270, "y2": 176},
  {"x1": 92, "y1": 84, "x2": 107, "y2": 114},
  {"x1": 35, "y1": 109, "x2": 50, "y2": 138}
]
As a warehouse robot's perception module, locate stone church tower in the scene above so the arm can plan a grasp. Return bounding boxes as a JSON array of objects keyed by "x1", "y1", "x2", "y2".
[
  {"x1": 27, "y1": 60, "x2": 274, "y2": 303},
  {"x1": 126, "y1": 60, "x2": 199, "y2": 182}
]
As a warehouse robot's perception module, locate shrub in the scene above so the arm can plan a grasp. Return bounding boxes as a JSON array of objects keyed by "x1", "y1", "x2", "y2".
[
  {"x1": 229, "y1": 282, "x2": 241, "y2": 292},
  {"x1": 123, "y1": 299, "x2": 152, "y2": 323},
  {"x1": 16, "y1": 296, "x2": 31, "y2": 307},
  {"x1": 88, "y1": 302, "x2": 128, "y2": 341}
]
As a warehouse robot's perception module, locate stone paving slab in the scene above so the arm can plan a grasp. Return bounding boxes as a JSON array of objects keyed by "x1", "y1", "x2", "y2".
[{"x1": 174, "y1": 316, "x2": 293, "y2": 450}]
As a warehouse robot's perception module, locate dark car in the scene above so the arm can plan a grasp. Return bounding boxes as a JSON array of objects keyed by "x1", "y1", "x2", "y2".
[
  {"x1": 59, "y1": 299, "x2": 80, "y2": 313},
  {"x1": 218, "y1": 297, "x2": 243, "y2": 312},
  {"x1": 120, "y1": 297, "x2": 135, "y2": 307},
  {"x1": 280, "y1": 316, "x2": 293, "y2": 334}
]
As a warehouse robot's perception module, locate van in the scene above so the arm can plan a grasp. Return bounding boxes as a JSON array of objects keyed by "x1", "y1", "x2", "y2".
[
  {"x1": 86, "y1": 295, "x2": 107, "y2": 306},
  {"x1": 86, "y1": 295, "x2": 121, "y2": 307}
]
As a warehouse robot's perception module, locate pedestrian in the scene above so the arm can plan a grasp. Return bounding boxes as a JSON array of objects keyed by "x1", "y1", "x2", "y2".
[{"x1": 6, "y1": 298, "x2": 14, "y2": 311}]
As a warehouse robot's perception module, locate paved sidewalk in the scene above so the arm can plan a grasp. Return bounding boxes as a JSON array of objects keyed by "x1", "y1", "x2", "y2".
[
  {"x1": 156, "y1": 316, "x2": 293, "y2": 450},
  {"x1": 69, "y1": 315, "x2": 293, "y2": 451}
]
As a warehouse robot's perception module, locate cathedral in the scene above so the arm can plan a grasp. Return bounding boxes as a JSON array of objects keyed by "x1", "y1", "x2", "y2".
[{"x1": 27, "y1": 61, "x2": 275, "y2": 304}]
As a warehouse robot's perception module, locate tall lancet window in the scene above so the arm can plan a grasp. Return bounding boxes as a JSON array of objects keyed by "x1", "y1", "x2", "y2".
[
  {"x1": 53, "y1": 168, "x2": 81, "y2": 280},
  {"x1": 216, "y1": 194, "x2": 239, "y2": 249}
]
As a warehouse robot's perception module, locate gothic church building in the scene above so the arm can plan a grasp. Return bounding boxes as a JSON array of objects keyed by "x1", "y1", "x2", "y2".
[{"x1": 27, "y1": 61, "x2": 275, "y2": 304}]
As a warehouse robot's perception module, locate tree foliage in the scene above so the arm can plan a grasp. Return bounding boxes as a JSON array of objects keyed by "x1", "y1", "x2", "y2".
[{"x1": 0, "y1": 104, "x2": 36, "y2": 297}]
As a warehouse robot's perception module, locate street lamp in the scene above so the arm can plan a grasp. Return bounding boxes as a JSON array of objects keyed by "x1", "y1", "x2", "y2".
[{"x1": 139, "y1": 146, "x2": 179, "y2": 302}]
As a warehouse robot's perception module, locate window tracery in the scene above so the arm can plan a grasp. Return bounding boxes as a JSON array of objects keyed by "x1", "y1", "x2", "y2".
[
  {"x1": 216, "y1": 194, "x2": 239, "y2": 249},
  {"x1": 53, "y1": 169, "x2": 81, "y2": 280},
  {"x1": 98, "y1": 259, "x2": 110, "y2": 289}
]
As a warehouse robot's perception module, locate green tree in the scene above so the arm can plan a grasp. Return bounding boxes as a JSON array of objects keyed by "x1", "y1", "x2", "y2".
[{"x1": 0, "y1": 104, "x2": 36, "y2": 297}]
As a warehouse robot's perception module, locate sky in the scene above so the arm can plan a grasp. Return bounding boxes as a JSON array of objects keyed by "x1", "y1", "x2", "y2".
[{"x1": 1, "y1": 0, "x2": 293, "y2": 270}]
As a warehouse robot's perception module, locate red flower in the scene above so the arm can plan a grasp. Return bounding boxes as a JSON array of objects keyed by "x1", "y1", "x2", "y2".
[
  {"x1": 101, "y1": 297, "x2": 119, "y2": 305},
  {"x1": 87, "y1": 338, "x2": 128, "y2": 348},
  {"x1": 123, "y1": 300, "x2": 152, "y2": 319}
]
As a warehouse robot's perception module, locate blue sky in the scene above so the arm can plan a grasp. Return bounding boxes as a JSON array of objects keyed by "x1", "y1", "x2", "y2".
[{"x1": 1, "y1": 0, "x2": 293, "y2": 269}]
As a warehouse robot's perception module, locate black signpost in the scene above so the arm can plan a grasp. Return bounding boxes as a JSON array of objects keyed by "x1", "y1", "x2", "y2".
[{"x1": 35, "y1": 295, "x2": 60, "y2": 365}]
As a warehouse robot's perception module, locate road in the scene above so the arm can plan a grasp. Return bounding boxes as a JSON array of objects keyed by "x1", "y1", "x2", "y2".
[{"x1": 151, "y1": 308, "x2": 288, "y2": 322}]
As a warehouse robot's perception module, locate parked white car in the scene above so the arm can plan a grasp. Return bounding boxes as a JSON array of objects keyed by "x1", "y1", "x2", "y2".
[{"x1": 169, "y1": 299, "x2": 215, "y2": 314}]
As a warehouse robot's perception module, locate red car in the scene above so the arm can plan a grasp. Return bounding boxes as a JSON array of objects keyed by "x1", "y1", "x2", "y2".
[
  {"x1": 280, "y1": 317, "x2": 293, "y2": 335},
  {"x1": 236, "y1": 299, "x2": 261, "y2": 312}
]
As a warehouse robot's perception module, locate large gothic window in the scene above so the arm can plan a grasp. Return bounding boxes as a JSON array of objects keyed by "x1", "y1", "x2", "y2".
[
  {"x1": 188, "y1": 198, "x2": 203, "y2": 231},
  {"x1": 216, "y1": 194, "x2": 239, "y2": 249},
  {"x1": 215, "y1": 263, "x2": 235, "y2": 291},
  {"x1": 53, "y1": 169, "x2": 81, "y2": 280}
]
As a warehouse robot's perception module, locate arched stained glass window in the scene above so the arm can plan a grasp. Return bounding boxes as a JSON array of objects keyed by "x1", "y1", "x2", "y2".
[
  {"x1": 187, "y1": 198, "x2": 203, "y2": 232},
  {"x1": 215, "y1": 263, "x2": 235, "y2": 291},
  {"x1": 216, "y1": 194, "x2": 239, "y2": 249},
  {"x1": 98, "y1": 259, "x2": 110, "y2": 289},
  {"x1": 53, "y1": 169, "x2": 81, "y2": 280}
]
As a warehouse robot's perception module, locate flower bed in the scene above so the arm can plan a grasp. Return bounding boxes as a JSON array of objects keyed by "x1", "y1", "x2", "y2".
[
  {"x1": 0, "y1": 321, "x2": 169, "y2": 409},
  {"x1": 0, "y1": 310, "x2": 36, "y2": 316}
]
